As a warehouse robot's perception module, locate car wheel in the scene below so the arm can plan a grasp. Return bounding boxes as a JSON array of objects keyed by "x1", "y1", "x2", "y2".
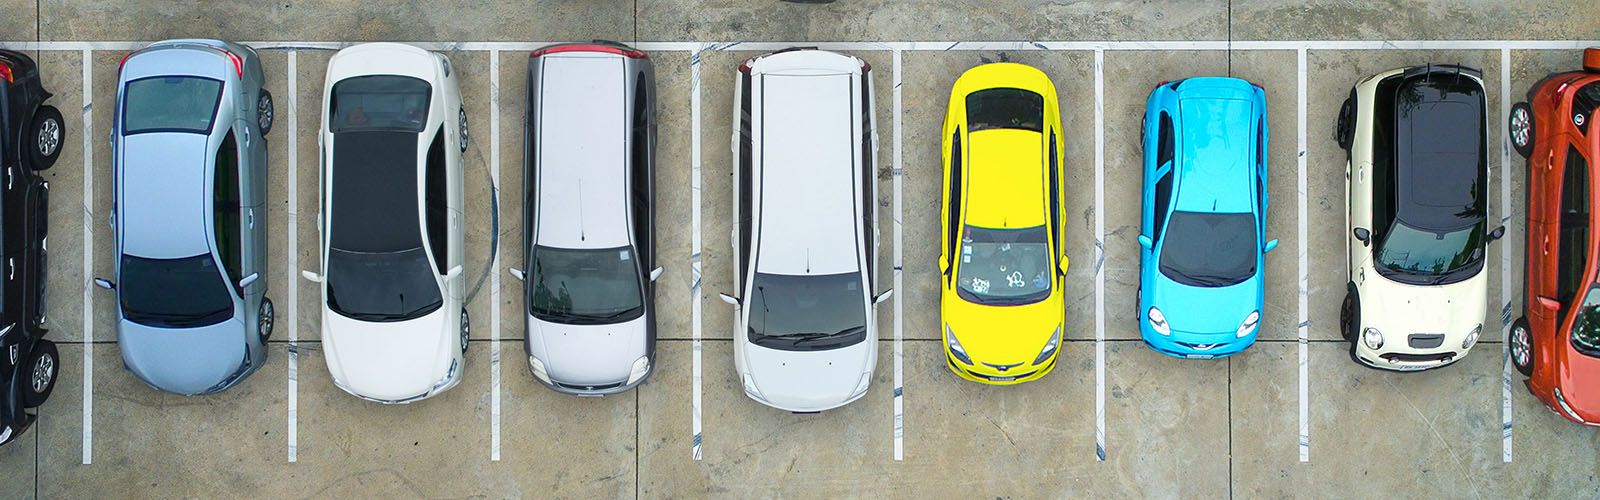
[
  {"x1": 1510, "y1": 317, "x2": 1534, "y2": 377},
  {"x1": 259, "y1": 297, "x2": 275, "y2": 341},
  {"x1": 1334, "y1": 95, "x2": 1355, "y2": 151},
  {"x1": 458, "y1": 107, "x2": 469, "y2": 153},
  {"x1": 1509, "y1": 102, "x2": 1534, "y2": 159},
  {"x1": 27, "y1": 105, "x2": 64, "y2": 170},
  {"x1": 1340, "y1": 285, "x2": 1359, "y2": 343},
  {"x1": 23, "y1": 340, "x2": 57, "y2": 408},
  {"x1": 257, "y1": 90, "x2": 275, "y2": 135},
  {"x1": 459, "y1": 308, "x2": 470, "y2": 353}
]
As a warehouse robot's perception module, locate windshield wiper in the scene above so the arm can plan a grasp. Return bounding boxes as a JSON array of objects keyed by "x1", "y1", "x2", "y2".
[{"x1": 790, "y1": 326, "x2": 866, "y2": 347}]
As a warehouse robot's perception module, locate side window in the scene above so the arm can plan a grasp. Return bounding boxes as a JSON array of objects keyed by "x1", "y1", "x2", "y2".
[
  {"x1": 215, "y1": 131, "x2": 244, "y2": 292},
  {"x1": 1048, "y1": 130, "x2": 1061, "y2": 258},
  {"x1": 1371, "y1": 76, "x2": 1400, "y2": 239},
  {"x1": 737, "y1": 73, "x2": 754, "y2": 286},
  {"x1": 946, "y1": 130, "x2": 963, "y2": 270},
  {"x1": 860, "y1": 78, "x2": 874, "y2": 284},
  {"x1": 1157, "y1": 112, "x2": 1174, "y2": 167},
  {"x1": 425, "y1": 129, "x2": 448, "y2": 274},
  {"x1": 631, "y1": 74, "x2": 651, "y2": 264},
  {"x1": 1256, "y1": 118, "x2": 1267, "y2": 214},
  {"x1": 1153, "y1": 170, "x2": 1175, "y2": 241},
  {"x1": 1558, "y1": 145, "x2": 1590, "y2": 304}
]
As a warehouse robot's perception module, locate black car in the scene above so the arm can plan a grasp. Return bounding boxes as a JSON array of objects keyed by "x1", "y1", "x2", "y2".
[{"x1": 0, "y1": 49, "x2": 62, "y2": 445}]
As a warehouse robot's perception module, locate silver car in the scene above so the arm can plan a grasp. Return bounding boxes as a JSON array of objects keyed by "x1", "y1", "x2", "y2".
[
  {"x1": 97, "y1": 39, "x2": 275, "y2": 395},
  {"x1": 514, "y1": 42, "x2": 661, "y2": 395}
]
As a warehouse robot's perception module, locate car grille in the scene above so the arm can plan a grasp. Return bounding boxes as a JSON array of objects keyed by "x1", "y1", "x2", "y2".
[
  {"x1": 1380, "y1": 352, "x2": 1454, "y2": 364},
  {"x1": 1177, "y1": 342, "x2": 1224, "y2": 351},
  {"x1": 1408, "y1": 334, "x2": 1444, "y2": 349},
  {"x1": 556, "y1": 381, "x2": 624, "y2": 392},
  {"x1": 964, "y1": 368, "x2": 1038, "y2": 382}
]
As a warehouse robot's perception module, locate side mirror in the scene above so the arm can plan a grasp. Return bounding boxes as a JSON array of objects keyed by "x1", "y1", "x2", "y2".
[
  {"x1": 718, "y1": 293, "x2": 740, "y2": 306},
  {"x1": 508, "y1": 268, "x2": 525, "y2": 281},
  {"x1": 873, "y1": 289, "x2": 894, "y2": 304},
  {"x1": 93, "y1": 278, "x2": 115, "y2": 290},
  {"x1": 446, "y1": 265, "x2": 464, "y2": 280},
  {"x1": 1537, "y1": 296, "x2": 1561, "y2": 311},
  {"x1": 650, "y1": 267, "x2": 664, "y2": 282},
  {"x1": 1489, "y1": 226, "x2": 1506, "y2": 241},
  {"x1": 300, "y1": 270, "x2": 323, "y2": 283},
  {"x1": 1057, "y1": 255, "x2": 1070, "y2": 275},
  {"x1": 939, "y1": 255, "x2": 951, "y2": 275},
  {"x1": 1138, "y1": 235, "x2": 1153, "y2": 250},
  {"x1": 1264, "y1": 239, "x2": 1279, "y2": 253},
  {"x1": 1352, "y1": 227, "x2": 1371, "y2": 246},
  {"x1": 238, "y1": 273, "x2": 259, "y2": 289}
]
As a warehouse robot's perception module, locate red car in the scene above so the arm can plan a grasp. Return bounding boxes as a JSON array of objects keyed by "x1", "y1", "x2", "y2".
[{"x1": 1508, "y1": 47, "x2": 1600, "y2": 427}]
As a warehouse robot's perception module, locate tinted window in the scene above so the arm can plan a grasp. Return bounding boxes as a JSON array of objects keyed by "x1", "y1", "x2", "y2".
[
  {"x1": 1049, "y1": 131, "x2": 1062, "y2": 257},
  {"x1": 326, "y1": 247, "x2": 442, "y2": 322},
  {"x1": 946, "y1": 131, "x2": 963, "y2": 273},
  {"x1": 424, "y1": 130, "x2": 448, "y2": 274},
  {"x1": 528, "y1": 245, "x2": 644, "y2": 325},
  {"x1": 1152, "y1": 170, "x2": 1175, "y2": 240},
  {"x1": 955, "y1": 225, "x2": 1051, "y2": 305},
  {"x1": 1573, "y1": 82, "x2": 1600, "y2": 135},
  {"x1": 1371, "y1": 76, "x2": 1401, "y2": 240},
  {"x1": 966, "y1": 88, "x2": 1043, "y2": 132},
  {"x1": 631, "y1": 74, "x2": 651, "y2": 264},
  {"x1": 1558, "y1": 145, "x2": 1590, "y2": 303},
  {"x1": 1572, "y1": 285, "x2": 1600, "y2": 358},
  {"x1": 746, "y1": 272, "x2": 867, "y2": 352},
  {"x1": 122, "y1": 76, "x2": 223, "y2": 135},
  {"x1": 1158, "y1": 211, "x2": 1258, "y2": 287},
  {"x1": 860, "y1": 78, "x2": 874, "y2": 284},
  {"x1": 215, "y1": 132, "x2": 244, "y2": 293},
  {"x1": 330, "y1": 76, "x2": 431, "y2": 133},
  {"x1": 1375, "y1": 220, "x2": 1485, "y2": 278},
  {"x1": 737, "y1": 72, "x2": 753, "y2": 287},
  {"x1": 1157, "y1": 112, "x2": 1174, "y2": 167},
  {"x1": 120, "y1": 254, "x2": 232, "y2": 327}
]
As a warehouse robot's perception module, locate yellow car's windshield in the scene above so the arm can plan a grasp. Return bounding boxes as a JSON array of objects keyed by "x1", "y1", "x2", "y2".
[{"x1": 955, "y1": 225, "x2": 1051, "y2": 305}]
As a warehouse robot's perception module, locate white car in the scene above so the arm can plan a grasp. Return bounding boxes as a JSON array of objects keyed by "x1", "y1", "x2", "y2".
[
  {"x1": 718, "y1": 48, "x2": 891, "y2": 412},
  {"x1": 304, "y1": 43, "x2": 470, "y2": 402},
  {"x1": 1334, "y1": 64, "x2": 1504, "y2": 371}
]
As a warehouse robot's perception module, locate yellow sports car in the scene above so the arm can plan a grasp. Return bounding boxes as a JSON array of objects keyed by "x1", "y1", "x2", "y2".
[{"x1": 939, "y1": 63, "x2": 1069, "y2": 385}]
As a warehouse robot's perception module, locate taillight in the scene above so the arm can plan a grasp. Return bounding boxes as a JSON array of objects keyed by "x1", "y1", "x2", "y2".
[
  {"x1": 860, "y1": 59, "x2": 871, "y2": 73},
  {"x1": 221, "y1": 49, "x2": 243, "y2": 78},
  {"x1": 1158, "y1": 81, "x2": 1170, "y2": 86},
  {"x1": 118, "y1": 51, "x2": 135, "y2": 73},
  {"x1": 1251, "y1": 82, "x2": 1265, "y2": 90},
  {"x1": 738, "y1": 58, "x2": 754, "y2": 74},
  {"x1": 529, "y1": 45, "x2": 646, "y2": 59},
  {"x1": 0, "y1": 61, "x2": 11, "y2": 84}
]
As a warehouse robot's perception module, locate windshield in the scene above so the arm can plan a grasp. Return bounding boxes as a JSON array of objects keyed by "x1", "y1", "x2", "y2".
[
  {"x1": 330, "y1": 75, "x2": 431, "y2": 133},
  {"x1": 1375, "y1": 220, "x2": 1485, "y2": 282},
  {"x1": 955, "y1": 225, "x2": 1052, "y2": 305},
  {"x1": 1571, "y1": 285, "x2": 1600, "y2": 358},
  {"x1": 528, "y1": 245, "x2": 645, "y2": 325},
  {"x1": 1159, "y1": 211, "x2": 1259, "y2": 287},
  {"x1": 326, "y1": 247, "x2": 443, "y2": 322},
  {"x1": 119, "y1": 254, "x2": 233, "y2": 327},
  {"x1": 746, "y1": 272, "x2": 868, "y2": 352},
  {"x1": 121, "y1": 76, "x2": 223, "y2": 135},
  {"x1": 966, "y1": 88, "x2": 1044, "y2": 132}
]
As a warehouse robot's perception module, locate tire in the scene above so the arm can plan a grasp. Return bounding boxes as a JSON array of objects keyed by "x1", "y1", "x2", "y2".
[
  {"x1": 23, "y1": 340, "x2": 57, "y2": 408},
  {"x1": 1510, "y1": 317, "x2": 1534, "y2": 377},
  {"x1": 458, "y1": 108, "x2": 469, "y2": 153},
  {"x1": 27, "y1": 105, "x2": 63, "y2": 170},
  {"x1": 459, "y1": 308, "x2": 470, "y2": 353},
  {"x1": 1335, "y1": 94, "x2": 1355, "y2": 151},
  {"x1": 257, "y1": 90, "x2": 275, "y2": 135},
  {"x1": 1509, "y1": 102, "x2": 1534, "y2": 159},
  {"x1": 1340, "y1": 285, "x2": 1359, "y2": 343},
  {"x1": 258, "y1": 297, "x2": 275, "y2": 342}
]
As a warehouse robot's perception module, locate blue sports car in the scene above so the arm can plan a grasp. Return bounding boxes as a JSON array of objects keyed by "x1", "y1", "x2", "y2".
[{"x1": 1137, "y1": 77, "x2": 1276, "y2": 359}]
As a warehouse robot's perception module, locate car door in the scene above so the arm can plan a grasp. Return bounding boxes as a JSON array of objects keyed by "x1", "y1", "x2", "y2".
[
  {"x1": 1144, "y1": 110, "x2": 1176, "y2": 262},
  {"x1": 25, "y1": 175, "x2": 45, "y2": 329},
  {"x1": 215, "y1": 129, "x2": 250, "y2": 313},
  {"x1": 1544, "y1": 145, "x2": 1592, "y2": 344},
  {"x1": 239, "y1": 118, "x2": 266, "y2": 314}
]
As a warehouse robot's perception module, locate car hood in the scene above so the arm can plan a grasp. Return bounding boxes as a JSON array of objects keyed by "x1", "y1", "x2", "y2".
[
  {"x1": 322, "y1": 307, "x2": 454, "y2": 401},
  {"x1": 1556, "y1": 345, "x2": 1600, "y2": 422},
  {"x1": 118, "y1": 317, "x2": 248, "y2": 395},
  {"x1": 1360, "y1": 269, "x2": 1487, "y2": 345},
  {"x1": 527, "y1": 315, "x2": 648, "y2": 386},
  {"x1": 940, "y1": 292, "x2": 1060, "y2": 366},
  {"x1": 741, "y1": 338, "x2": 874, "y2": 412},
  {"x1": 1148, "y1": 271, "x2": 1262, "y2": 334}
]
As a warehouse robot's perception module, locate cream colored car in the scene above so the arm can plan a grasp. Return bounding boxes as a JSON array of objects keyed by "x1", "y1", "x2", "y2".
[{"x1": 1334, "y1": 64, "x2": 1503, "y2": 371}]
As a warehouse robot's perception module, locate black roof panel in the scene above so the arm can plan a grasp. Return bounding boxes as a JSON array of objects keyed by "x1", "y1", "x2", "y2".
[{"x1": 330, "y1": 130, "x2": 422, "y2": 252}]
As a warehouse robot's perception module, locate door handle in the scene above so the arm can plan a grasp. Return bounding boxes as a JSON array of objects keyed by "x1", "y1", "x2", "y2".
[
  {"x1": 6, "y1": 258, "x2": 12, "y2": 280},
  {"x1": 247, "y1": 208, "x2": 255, "y2": 228},
  {"x1": 1544, "y1": 235, "x2": 1551, "y2": 254}
]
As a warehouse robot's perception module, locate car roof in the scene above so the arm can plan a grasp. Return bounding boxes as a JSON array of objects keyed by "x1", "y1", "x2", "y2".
[
  {"x1": 329, "y1": 130, "x2": 425, "y2": 252},
  {"x1": 1174, "y1": 96, "x2": 1256, "y2": 213},
  {"x1": 963, "y1": 128, "x2": 1046, "y2": 228},
  {"x1": 756, "y1": 72, "x2": 860, "y2": 275},
  {"x1": 535, "y1": 54, "x2": 631, "y2": 249},
  {"x1": 121, "y1": 133, "x2": 213, "y2": 258},
  {"x1": 1393, "y1": 75, "x2": 1485, "y2": 229}
]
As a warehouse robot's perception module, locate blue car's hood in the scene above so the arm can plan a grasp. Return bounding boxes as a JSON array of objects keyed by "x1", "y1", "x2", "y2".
[
  {"x1": 118, "y1": 318, "x2": 249, "y2": 395},
  {"x1": 1148, "y1": 271, "x2": 1262, "y2": 334}
]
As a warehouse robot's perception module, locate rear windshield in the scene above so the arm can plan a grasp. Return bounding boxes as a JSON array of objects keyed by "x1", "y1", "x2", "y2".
[
  {"x1": 122, "y1": 76, "x2": 224, "y2": 135},
  {"x1": 966, "y1": 88, "x2": 1044, "y2": 132},
  {"x1": 330, "y1": 75, "x2": 431, "y2": 133},
  {"x1": 119, "y1": 254, "x2": 233, "y2": 328},
  {"x1": 1159, "y1": 211, "x2": 1258, "y2": 287}
]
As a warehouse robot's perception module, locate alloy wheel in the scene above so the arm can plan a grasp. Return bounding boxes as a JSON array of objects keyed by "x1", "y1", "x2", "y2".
[
  {"x1": 31, "y1": 350, "x2": 54, "y2": 393},
  {"x1": 37, "y1": 117, "x2": 60, "y2": 157}
]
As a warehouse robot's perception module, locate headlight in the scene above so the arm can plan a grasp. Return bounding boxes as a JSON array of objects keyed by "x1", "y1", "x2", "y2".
[
  {"x1": 1362, "y1": 327, "x2": 1384, "y2": 350},
  {"x1": 852, "y1": 372, "x2": 872, "y2": 396},
  {"x1": 626, "y1": 356, "x2": 652, "y2": 385},
  {"x1": 1554, "y1": 387, "x2": 1583, "y2": 421},
  {"x1": 431, "y1": 358, "x2": 459, "y2": 392},
  {"x1": 1148, "y1": 307, "x2": 1170, "y2": 335},
  {"x1": 528, "y1": 355, "x2": 552, "y2": 384},
  {"x1": 1033, "y1": 326, "x2": 1062, "y2": 365},
  {"x1": 945, "y1": 323, "x2": 973, "y2": 365},
  {"x1": 742, "y1": 373, "x2": 765, "y2": 400},
  {"x1": 1461, "y1": 324, "x2": 1482, "y2": 350},
  {"x1": 1236, "y1": 311, "x2": 1260, "y2": 338}
]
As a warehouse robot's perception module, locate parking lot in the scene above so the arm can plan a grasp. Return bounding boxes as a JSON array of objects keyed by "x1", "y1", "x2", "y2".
[{"x1": 3, "y1": 1, "x2": 1600, "y2": 498}]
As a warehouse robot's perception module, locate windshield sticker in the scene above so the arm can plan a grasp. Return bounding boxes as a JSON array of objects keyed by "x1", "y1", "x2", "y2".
[
  {"x1": 971, "y1": 277, "x2": 990, "y2": 294},
  {"x1": 1033, "y1": 271, "x2": 1048, "y2": 289},
  {"x1": 620, "y1": 250, "x2": 631, "y2": 261},
  {"x1": 1006, "y1": 271, "x2": 1026, "y2": 288}
]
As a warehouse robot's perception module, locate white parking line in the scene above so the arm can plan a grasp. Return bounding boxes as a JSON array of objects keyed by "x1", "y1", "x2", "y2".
[
  {"x1": 79, "y1": 48, "x2": 94, "y2": 466},
  {"x1": 285, "y1": 49, "x2": 299, "y2": 464},
  {"x1": 689, "y1": 43, "x2": 705, "y2": 461},
  {"x1": 1092, "y1": 48, "x2": 1106, "y2": 462},
  {"x1": 1296, "y1": 48, "x2": 1311, "y2": 463},
  {"x1": 891, "y1": 49, "x2": 905, "y2": 462},
  {"x1": 1498, "y1": 47, "x2": 1514, "y2": 464},
  {"x1": 489, "y1": 49, "x2": 503, "y2": 463}
]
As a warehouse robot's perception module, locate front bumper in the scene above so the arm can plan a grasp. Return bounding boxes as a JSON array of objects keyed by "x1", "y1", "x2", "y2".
[
  {"x1": 1350, "y1": 342, "x2": 1468, "y2": 372},
  {"x1": 335, "y1": 358, "x2": 463, "y2": 404},
  {"x1": 944, "y1": 350, "x2": 1056, "y2": 385},
  {"x1": 532, "y1": 363, "x2": 653, "y2": 397},
  {"x1": 1141, "y1": 326, "x2": 1254, "y2": 359}
]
